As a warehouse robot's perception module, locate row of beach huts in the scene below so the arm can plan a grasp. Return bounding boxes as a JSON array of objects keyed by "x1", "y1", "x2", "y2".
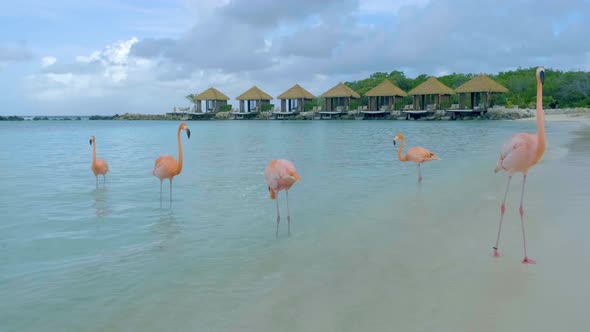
[{"x1": 171, "y1": 74, "x2": 509, "y2": 120}]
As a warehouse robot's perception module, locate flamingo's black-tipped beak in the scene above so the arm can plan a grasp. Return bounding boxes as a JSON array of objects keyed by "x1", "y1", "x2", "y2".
[
  {"x1": 186, "y1": 128, "x2": 191, "y2": 139},
  {"x1": 540, "y1": 70, "x2": 545, "y2": 85},
  {"x1": 268, "y1": 186, "x2": 271, "y2": 192},
  {"x1": 393, "y1": 139, "x2": 396, "y2": 146},
  {"x1": 89, "y1": 139, "x2": 92, "y2": 146}
]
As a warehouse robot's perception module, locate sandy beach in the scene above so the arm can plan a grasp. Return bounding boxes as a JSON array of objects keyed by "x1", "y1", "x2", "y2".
[{"x1": 518, "y1": 111, "x2": 590, "y2": 125}]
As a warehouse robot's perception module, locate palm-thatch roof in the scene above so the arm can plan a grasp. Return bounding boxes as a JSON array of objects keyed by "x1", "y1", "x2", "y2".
[
  {"x1": 365, "y1": 80, "x2": 408, "y2": 97},
  {"x1": 236, "y1": 86, "x2": 273, "y2": 100},
  {"x1": 278, "y1": 84, "x2": 315, "y2": 100},
  {"x1": 320, "y1": 82, "x2": 361, "y2": 99},
  {"x1": 455, "y1": 74, "x2": 509, "y2": 93},
  {"x1": 408, "y1": 77, "x2": 455, "y2": 95},
  {"x1": 194, "y1": 87, "x2": 230, "y2": 101}
]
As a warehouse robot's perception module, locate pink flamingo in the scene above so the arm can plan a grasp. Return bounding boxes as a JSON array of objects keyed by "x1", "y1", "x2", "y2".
[
  {"x1": 153, "y1": 122, "x2": 190, "y2": 202},
  {"x1": 265, "y1": 159, "x2": 301, "y2": 236},
  {"x1": 492, "y1": 67, "x2": 546, "y2": 264},
  {"x1": 393, "y1": 133, "x2": 440, "y2": 183},
  {"x1": 90, "y1": 135, "x2": 109, "y2": 188}
]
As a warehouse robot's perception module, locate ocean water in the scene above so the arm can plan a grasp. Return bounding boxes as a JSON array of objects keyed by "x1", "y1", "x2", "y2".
[{"x1": 1, "y1": 120, "x2": 589, "y2": 331}]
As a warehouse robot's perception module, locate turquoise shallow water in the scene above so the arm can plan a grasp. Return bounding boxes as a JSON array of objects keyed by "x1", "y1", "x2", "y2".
[{"x1": 1, "y1": 120, "x2": 589, "y2": 331}]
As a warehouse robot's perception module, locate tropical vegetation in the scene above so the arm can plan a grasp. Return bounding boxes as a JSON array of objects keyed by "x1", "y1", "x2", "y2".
[{"x1": 344, "y1": 67, "x2": 590, "y2": 109}]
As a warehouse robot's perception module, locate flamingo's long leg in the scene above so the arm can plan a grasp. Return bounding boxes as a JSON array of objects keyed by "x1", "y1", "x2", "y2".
[
  {"x1": 520, "y1": 174, "x2": 535, "y2": 264},
  {"x1": 96, "y1": 176, "x2": 98, "y2": 188},
  {"x1": 493, "y1": 175, "x2": 512, "y2": 257},
  {"x1": 169, "y1": 178, "x2": 173, "y2": 204},
  {"x1": 286, "y1": 190, "x2": 291, "y2": 235},
  {"x1": 418, "y1": 164, "x2": 423, "y2": 183},
  {"x1": 276, "y1": 194, "x2": 281, "y2": 237}
]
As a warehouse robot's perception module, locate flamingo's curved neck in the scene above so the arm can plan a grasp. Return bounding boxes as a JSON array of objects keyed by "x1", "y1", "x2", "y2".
[
  {"x1": 397, "y1": 137, "x2": 408, "y2": 161},
  {"x1": 176, "y1": 128, "x2": 183, "y2": 174},
  {"x1": 535, "y1": 78, "x2": 546, "y2": 160},
  {"x1": 92, "y1": 140, "x2": 97, "y2": 164}
]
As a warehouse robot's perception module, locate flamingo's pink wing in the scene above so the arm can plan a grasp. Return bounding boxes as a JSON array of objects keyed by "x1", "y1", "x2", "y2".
[
  {"x1": 265, "y1": 160, "x2": 299, "y2": 195},
  {"x1": 407, "y1": 147, "x2": 438, "y2": 163},
  {"x1": 153, "y1": 155, "x2": 177, "y2": 179},
  {"x1": 496, "y1": 133, "x2": 536, "y2": 173},
  {"x1": 96, "y1": 158, "x2": 109, "y2": 173}
]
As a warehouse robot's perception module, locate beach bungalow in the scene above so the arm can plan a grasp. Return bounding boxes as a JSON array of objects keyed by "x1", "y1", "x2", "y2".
[
  {"x1": 275, "y1": 84, "x2": 315, "y2": 119},
  {"x1": 452, "y1": 74, "x2": 508, "y2": 119},
  {"x1": 363, "y1": 80, "x2": 408, "y2": 119},
  {"x1": 194, "y1": 88, "x2": 230, "y2": 114},
  {"x1": 406, "y1": 77, "x2": 455, "y2": 119},
  {"x1": 319, "y1": 82, "x2": 360, "y2": 119},
  {"x1": 234, "y1": 86, "x2": 273, "y2": 119}
]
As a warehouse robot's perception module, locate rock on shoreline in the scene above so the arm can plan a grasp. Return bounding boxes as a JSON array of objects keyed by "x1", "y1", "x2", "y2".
[{"x1": 0, "y1": 115, "x2": 25, "y2": 121}]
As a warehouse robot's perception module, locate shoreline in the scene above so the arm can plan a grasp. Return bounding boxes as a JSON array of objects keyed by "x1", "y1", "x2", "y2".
[
  {"x1": 3, "y1": 108, "x2": 590, "y2": 122},
  {"x1": 517, "y1": 112, "x2": 590, "y2": 126}
]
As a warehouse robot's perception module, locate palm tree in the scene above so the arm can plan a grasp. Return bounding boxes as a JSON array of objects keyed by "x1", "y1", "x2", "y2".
[{"x1": 185, "y1": 94, "x2": 198, "y2": 112}]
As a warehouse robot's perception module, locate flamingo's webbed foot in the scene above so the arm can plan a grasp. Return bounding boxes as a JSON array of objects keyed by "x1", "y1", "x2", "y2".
[{"x1": 493, "y1": 247, "x2": 500, "y2": 257}]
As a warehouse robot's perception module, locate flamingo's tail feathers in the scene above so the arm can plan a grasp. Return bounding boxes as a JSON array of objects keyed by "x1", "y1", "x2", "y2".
[
  {"x1": 494, "y1": 166, "x2": 501, "y2": 173},
  {"x1": 292, "y1": 171, "x2": 301, "y2": 182},
  {"x1": 269, "y1": 187, "x2": 277, "y2": 200}
]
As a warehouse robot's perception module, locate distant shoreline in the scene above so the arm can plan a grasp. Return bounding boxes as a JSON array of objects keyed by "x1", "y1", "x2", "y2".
[{"x1": 3, "y1": 108, "x2": 590, "y2": 122}]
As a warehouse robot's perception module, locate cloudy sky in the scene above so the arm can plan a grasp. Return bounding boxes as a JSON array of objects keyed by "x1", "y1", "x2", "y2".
[{"x1": 1, "y1": 0, "x2": 590, "y2": 115}]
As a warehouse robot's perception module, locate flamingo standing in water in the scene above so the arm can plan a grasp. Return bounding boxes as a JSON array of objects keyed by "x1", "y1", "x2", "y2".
[
  {"x1": 90, "y1": 136, "x2": 109, "y2": 188},
  {"x1": 265, "y1": 159, "x2": 301, "y2": 236},
  {"x1": 492, "y1": 67, "x2": 546, "y2": 264},
  {"x1": 153, "y1": 122, "x2": 190, "y2": 202},
  {"x1": 393, "y1": 133, "x2": 440, "y2": 183}
]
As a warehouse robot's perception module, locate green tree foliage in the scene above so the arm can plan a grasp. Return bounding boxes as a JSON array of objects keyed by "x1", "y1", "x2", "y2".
[
  {"x1": 344, "y1": 67, "x2": 590, "y2": 108},
  {"x1": 260, "y1": 103, "x2": 274, "y2": 112}
]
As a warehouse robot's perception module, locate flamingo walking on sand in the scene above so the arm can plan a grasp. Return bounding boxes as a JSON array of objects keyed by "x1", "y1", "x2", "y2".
[
  {"x1": 492, "y1": 67, "x2": 546, "y2": 264},
  {"x1": 265, "y1": 160, "x2": 301, "y2": 236},
  {"x1": 90, "y1": 136, "x2": 109, "y2": 187},
  {"x1": 153, "y1": 122, "x2": 190, "y2": 202},
  {"x1": 393, "y1": 133, "x2": 440, "y2": 183}
]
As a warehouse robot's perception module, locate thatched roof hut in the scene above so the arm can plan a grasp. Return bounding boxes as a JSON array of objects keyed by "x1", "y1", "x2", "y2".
[
  {"x1": 193, "y1": 87, "x2": 229, "y2": 113},
  {"x1": 236, "y1": 86, "x2": 273, "y2": 114},
  {"x1": 408, "y1": 77, "x2": 455, "y2": 96},
  {"x1": 277, "y1": 84, "x2": 315, "y2": 114},
  {"x1": 320, "y1": 82, "x2": 360, "y2": 116},
  {"x1": 455, "y1": 74, "x2": 508, "y2": 94},
  {"x1": 236, "y1": 86, "x2": 273, "y2": 101},
  {"x1": 455, "y1": 74, "x2": 508, "y2": 111},
  {"x1": 321, "y1": 82, "x2": 361, "y2": 99},
  {"x1": 194, "y1": 87, "x2": 230, "y2": 101},
  {"x1": 278, "y1": 84, "x2": 315, "y2": 100},
  {"x1": 407, "y1": 77, "x2": 454, "y2": 111},
  {"x1": 364, "y1": 80, "x2": 407, "y2": 113},
  {"x1": 365, "y1": 80, "x2": 408, "y2": 97}
]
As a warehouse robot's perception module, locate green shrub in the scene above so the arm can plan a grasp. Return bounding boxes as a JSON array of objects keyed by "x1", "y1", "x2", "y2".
[
  {"x1": 220, "y1": 104, "x2": 232, "y2": 112},
  {"x1": 439, "y1": 100, "x2": 451, "y2": 109},
  {"x1": 260, "y1": 103, "x2": 273, "y2": 112},
  {"x1": 349, "y1": 100, "x2": 360, "y2": 110},
  {"x1": 304, "y1": 103, "x2": 315, "y2": 112}
]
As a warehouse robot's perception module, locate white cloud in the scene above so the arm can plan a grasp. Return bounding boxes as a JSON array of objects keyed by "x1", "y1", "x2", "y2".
[
  {"x1": 27, "y1": 37, "x2": 153, "y2": 102},
  {"x1": 41, "y1": 56, "x2": 57, "y2": 67}
]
